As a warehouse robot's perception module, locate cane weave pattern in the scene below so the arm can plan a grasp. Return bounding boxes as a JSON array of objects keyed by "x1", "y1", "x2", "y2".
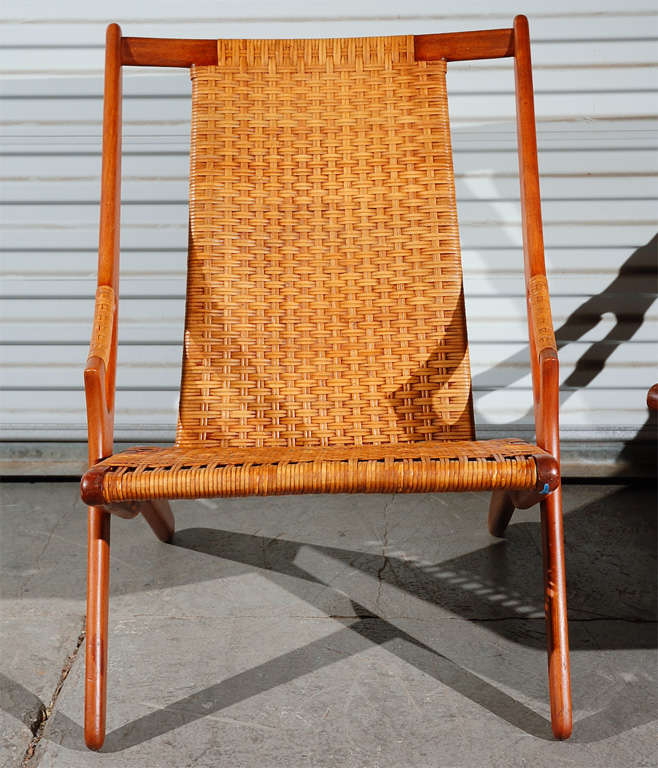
[
  {"x1": 82, "y1": 36, "x2": 559, "y2": 505},
  {"x1": 89, "y1": 285, "x2": 115, "y2": 369},
  {"x1": 529, "y1": 274, "x2": 557, "y2": 353},
  {"x1": 176, "y1": 36, "x2": 473, "y2": 449},
  {"x1": 91, "y1": 439, "x2": 549, "y2": 502}
]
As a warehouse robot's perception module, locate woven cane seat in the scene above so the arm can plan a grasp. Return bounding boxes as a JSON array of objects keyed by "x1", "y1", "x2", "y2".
[
  {"x1": 83, "y1": 36, "x2": 557, "y2": 505},
  {"x1": 83, "y1": 439, "x2": 553, "y2": 503}
]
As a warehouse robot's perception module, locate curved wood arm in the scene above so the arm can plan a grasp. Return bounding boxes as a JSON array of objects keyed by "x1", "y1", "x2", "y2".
[
  {"x1": 537, "y1": 348, "x2": 560, "y2": 459},
  {"x1": 85, "y1": 286, "x2": 117, "y2": 464},
  {"x1": 84, "y1": 356, "x2": 114, "y2": 465},
  {"x1": 85, "y1": 23, "x2": 123, "y2": 467},
  {"x1": 88, "y1": 286, "x2": 115, "y2": 370},
  {"x1": 513, "y1": 15, "x2": 559, "y2": 456},
  {"x1": 528, "y1": 275, "x2": 557, "y2": 357},
  {"x1": 86, "y1": 285, "x2": 117, "y2": 428}
]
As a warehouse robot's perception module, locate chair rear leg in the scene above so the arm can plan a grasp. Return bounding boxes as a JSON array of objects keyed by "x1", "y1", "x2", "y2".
[
  {"x1": 85, "y1": 506, "x2": 111, "y2": 750},
  {"x1": 540, "y1": 486, "x2": 572, "y2": 739},
  {"x1": 140, "y1": 499, "x2": 175, "y2": 542},
  {"x1": 488, "y1": 490, "x2": 515, "y2": 537}
]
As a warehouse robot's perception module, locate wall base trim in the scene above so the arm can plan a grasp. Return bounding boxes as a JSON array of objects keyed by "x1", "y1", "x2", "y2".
[{"x1": 1, "y1": 439, "x2": 655, "y2": 479}]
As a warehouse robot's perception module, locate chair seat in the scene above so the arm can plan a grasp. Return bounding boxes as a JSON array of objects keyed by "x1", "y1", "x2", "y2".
[{"x1": 81, "y1": 439, "x2": 556, "y2": 505}]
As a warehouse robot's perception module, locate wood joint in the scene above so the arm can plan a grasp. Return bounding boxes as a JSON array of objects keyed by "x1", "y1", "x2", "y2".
[
  {"x1": 88, "y1": 286, "x2": 115, "y2": 369},
  {"x1": 528, "y1": 275, "x2": 557, "y2": 355},
  {"x1": 504, "y1": 454, "x2": 560, "y2": 511},
  {"x1": 534, "y1": 453, "x2": 560, "y2": 496},
  {"x1": 80, "y1": 464, "x2": 111, "y2": 506}
]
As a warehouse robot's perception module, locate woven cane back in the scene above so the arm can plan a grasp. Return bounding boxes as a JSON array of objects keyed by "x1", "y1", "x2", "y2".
[{"x1": 176, "y1": 36, "x2": 473, "y2": 449}]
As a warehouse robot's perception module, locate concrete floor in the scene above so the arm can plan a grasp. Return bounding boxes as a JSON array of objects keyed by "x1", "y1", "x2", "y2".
[{"x1": 0, "y1": 482, "x2": 656, "y2": 768}]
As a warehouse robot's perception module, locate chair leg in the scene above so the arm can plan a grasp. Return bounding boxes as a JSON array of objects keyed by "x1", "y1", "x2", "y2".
[
  {"x1": 85, "y1": 507, "x2": 111, "y2": 750},
  {"x1": 140, "y1": 499, "x2": 175, "y2": 543},
  {"x1": 540, "y1": 486, "x2": 572, "y2": 739},
  {"x1": 488, "y1": 490, "x2": 515, "y2": 537},
  {"x1": 100, "y1": 498, "x2": 174, "y2": 543}
]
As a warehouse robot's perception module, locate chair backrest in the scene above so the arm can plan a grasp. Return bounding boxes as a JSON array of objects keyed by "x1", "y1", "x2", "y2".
[{"x1": 176, "y1": 36, "x2": 474, "y2": 449}]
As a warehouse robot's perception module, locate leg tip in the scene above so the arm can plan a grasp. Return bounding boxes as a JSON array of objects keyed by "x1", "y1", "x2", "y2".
[
  {"x1": 487, "y1": 521, "x2": 508, "y2": 538},
  {"x1": 551, "y1": 714, "x2": 573, "y2": 740},
  {"x1": 84, "y1": 728, "x2": 105, "y2": 751}
]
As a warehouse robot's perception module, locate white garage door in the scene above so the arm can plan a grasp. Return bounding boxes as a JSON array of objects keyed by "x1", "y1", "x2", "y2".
[{"x1": 1, "y1": 1, "x2": 656, "y2": 470}]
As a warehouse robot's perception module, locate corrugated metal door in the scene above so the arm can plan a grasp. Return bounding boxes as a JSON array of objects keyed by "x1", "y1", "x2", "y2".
[{"x1": 1, "y1": 1, "x2": 656, "y2": 456}]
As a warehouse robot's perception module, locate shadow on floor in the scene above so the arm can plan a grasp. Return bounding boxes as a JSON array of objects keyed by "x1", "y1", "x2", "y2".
[
  {"x1": 5, "y1": 483, "x2": 655, "y2": 752},
  {"x1": 168, "y1": 490, "x2": 656, "y2": 650}
]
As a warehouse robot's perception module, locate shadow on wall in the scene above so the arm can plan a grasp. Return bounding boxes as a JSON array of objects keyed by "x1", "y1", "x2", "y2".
[{"x1": 471, "y1": 234, "x2": 658, "y2": 471}]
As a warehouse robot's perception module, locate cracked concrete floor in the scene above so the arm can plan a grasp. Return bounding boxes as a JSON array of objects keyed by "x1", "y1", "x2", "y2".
[{"x1": 1, "y1": 481, "x2": 656, "y2": 767}]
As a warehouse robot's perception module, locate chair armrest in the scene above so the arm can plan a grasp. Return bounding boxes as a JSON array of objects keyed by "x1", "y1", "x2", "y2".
[
  {"x1": 535, "y1": 346, "x2": 559, "y2": 457},
  {"x1": 526, "y1": 273, "x2": 560, "y2": 457},
  {"x1": 513, "y1": 13, "x2": 560, "y2": 467},
  {"x1": 84, "y1": 286, "x2": 117, "y2": 465},
  {"x1": 87, "y1": 285, "x2": 116, "y2": 371},
  {"x1": 528, "y1": 274, "x2": 557, "y2": 357}
]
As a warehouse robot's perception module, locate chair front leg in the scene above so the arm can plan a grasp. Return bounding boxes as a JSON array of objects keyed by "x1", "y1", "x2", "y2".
[
  {"x1": 85, "y1": 506, "x2": 111, "y2": 750},
  {"x1": 83, "y1": 356, "x2": 114, "y2": 750},
  {"x1": 83, "y1": 21, "x2": 123, "y2": 750},
  {"x1": 540, "y1": 484, "x2": 572, "y2": 739}
]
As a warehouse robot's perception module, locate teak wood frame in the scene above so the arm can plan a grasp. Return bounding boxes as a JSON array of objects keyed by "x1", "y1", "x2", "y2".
[{"x1": 84, "y1": 15, "x2": 572, "y2": 749}]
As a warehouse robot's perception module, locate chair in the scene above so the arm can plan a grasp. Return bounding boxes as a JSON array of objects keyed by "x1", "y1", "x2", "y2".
[{"x1": 80, "y1": 15, "x2": 572, "y2": 748}]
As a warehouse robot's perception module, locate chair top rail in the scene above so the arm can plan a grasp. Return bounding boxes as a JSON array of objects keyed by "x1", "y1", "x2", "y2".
[{"x1": 119, "y1": 27, "x2": 514, "y2": 68}]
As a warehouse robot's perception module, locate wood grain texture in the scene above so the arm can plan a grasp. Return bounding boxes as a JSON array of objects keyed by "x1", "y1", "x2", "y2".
[
  {"x1": 84, "y1": 22, "x2": 122, "y2": 753},
  {"x1": 88, "y1": 286, "x2": 115, "y2": 372},
  {"x1": 540, "y1": 485, "x2": 572, "y2": 739},
  {"x1": 415, "y1": 28, "x2": 514, "y2": 61},
  {"x1": 118, "y1": 30, "x2": 517, "y2": 68},
  {"x1": 85, "y1": 505, "x2": 110, "y2": 751},
  {"x1": 121, "y1": 36, "x2": 217, "y2": 67},
  {"x1": 528, "y1": 275, "x2": 557, "y2": 355}
]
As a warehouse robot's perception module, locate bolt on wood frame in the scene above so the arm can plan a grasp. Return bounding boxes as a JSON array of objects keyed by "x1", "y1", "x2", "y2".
[{"x1": 83, "y1": 15, "x2": 571, "y2": 749}]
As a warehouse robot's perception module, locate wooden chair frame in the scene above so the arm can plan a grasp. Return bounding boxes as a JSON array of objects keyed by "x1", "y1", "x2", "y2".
[{"x1": 83, "y1": 15, "x2": 571, "y2": 749}]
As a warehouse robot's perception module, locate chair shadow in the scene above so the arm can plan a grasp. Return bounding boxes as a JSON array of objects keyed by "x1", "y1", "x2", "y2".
[
  {"x1": 472, "y1": 235, "x2": 658, "y2": 407},
  {"x1": 470, "y1": 235, "x2": 658, "y2": 474},
  {"x1": 12, "y1": 483, "x2": 651, "y2": 752},
  {"x1": 386, "y1": 295, "x2": 474, "y2": 439}
]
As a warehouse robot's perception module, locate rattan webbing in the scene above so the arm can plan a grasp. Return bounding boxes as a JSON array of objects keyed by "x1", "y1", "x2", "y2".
[
  {"x1": 177, "y1": 36, "x2": 473, "y2": 450},
  {"x1": 93, "y1": 439, "x2": 547, "y2": 502}
]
